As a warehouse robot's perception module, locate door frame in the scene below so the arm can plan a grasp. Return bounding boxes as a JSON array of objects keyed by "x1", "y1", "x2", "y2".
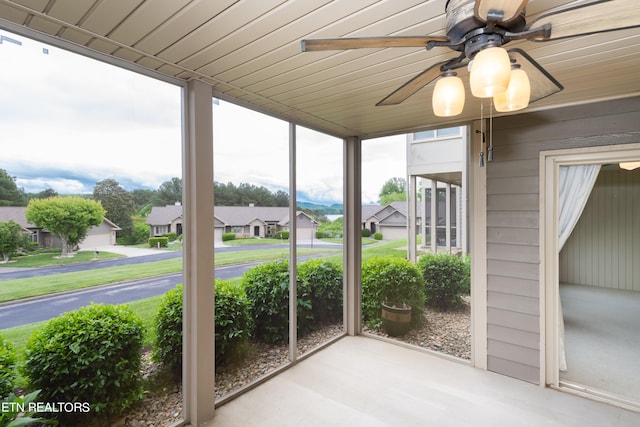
[{"x1": 540, "y1": 143, "x2": 640, "y2": 407}]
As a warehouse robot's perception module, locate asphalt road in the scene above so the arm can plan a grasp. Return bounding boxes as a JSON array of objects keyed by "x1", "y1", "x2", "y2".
[{"x1": 0, "y1": 245, "x2": 339, "y2": 328}]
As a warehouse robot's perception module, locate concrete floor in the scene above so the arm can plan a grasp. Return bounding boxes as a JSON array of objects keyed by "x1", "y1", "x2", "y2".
[{"x1": 213, "y1": 336, "x2": 640, "y2": 426}]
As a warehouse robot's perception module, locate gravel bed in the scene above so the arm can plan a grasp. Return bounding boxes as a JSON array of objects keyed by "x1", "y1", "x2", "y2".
[
  {"x1": 365, "y1": 295, "x2": 471, "y2": 360},
  {"x1": 120, "y1": 302, "x2": 470, "y2": 426}
]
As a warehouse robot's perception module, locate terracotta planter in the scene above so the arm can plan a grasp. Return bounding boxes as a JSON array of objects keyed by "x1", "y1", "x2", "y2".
[{"x1": 381, "y1": 302, "x2": 412, "y2": 336}]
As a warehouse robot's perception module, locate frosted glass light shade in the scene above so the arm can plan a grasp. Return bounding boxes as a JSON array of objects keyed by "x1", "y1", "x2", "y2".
[
  {"x1": 469, "y1": 46, "x2": 511, "y2": 98},
  {"x1": 432, "y1": 73, "x2": 465, "y2": 117},
  {"x1": 619, "y1": 161, "x2": 640, "y2": 171},
  {"x1": 494, "y1": 67, "x2": 530, "y2": 112}
]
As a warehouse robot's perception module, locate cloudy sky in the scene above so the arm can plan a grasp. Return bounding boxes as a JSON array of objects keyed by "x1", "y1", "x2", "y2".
[{"x1": 1, "y1": 31, "x2": 406, "y2": 205}]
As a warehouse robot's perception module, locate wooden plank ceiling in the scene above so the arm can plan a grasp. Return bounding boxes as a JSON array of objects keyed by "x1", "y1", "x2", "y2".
[{"x1": 0, "y1": 0, "x2": 639, "y2": 139}]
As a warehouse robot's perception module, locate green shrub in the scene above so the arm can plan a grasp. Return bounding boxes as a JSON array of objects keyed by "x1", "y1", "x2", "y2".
[
  {"x1": 153, "y1": 281, "x2": 252, "y2": 375},
  {"x1": 373, "y1": 232, "x2": 383, "y2": 240},
  {"x1": 361, "y1": 228, "x2": 371, "y2": 237},
  {"x1": 361, "y1": 257, "x2": 425, "y2": 329},
  {"x1": 418, "y1": 254, "x2": 468, "y2": 311},
  {"x1": 0, "y1": 332, "x2": 16, "y2": 398},
  {"x1": 149, "y1": 236, "x2": 168, "y2": 247},
  {"x1": 164, "y1": 232, "x2": 177, "y2": 242},
  {"x1": 274, "y1": 231, "x2": 289, "y2": 240},
  {"x1": 214, "y1": 279, "x2": 251, "y2": 364},
  {"x1": 243, "y1": 259, "x2": 312, "y2": 343},
  {"x1": 23, "y1": 304, "x2": 144, "y2": 418},
  {"x1": 315, "y1": 230, "x2": 331, "y2": 239},
  {"x1": 153, "y1": 285, "x2": 183, "y2": 379},
  {"x1": 120, "y1": 223, "x2": 150, "y2": 245},
  {"x1": 298, "y1": 259, "x2": 343, "y2": 326},
  {"x1": 222, "y1": 232, "x2": 236, "y2": 242}
]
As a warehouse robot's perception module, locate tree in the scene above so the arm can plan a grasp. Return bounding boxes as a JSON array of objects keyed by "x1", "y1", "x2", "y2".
[
  {"x1": 25, "y1": 197, "x2": 105, "y2": 257},
  {"x1": 379, "y1": 177, "x2": 407, "y2": 205},
  {"x1": 153, "y1": 177, "x2": 182, "y2": 206},
  {"x1": 0, "y1": 220, "x2": 26, "y2": 263},
  {"x1": 32, "y1": 188, "x2": 59, "y2": 199},
  {"x1": 93, "y1": 179, "x2": 135, "y2": 237},
  {"x1": 0, "y1": 169, "x2": 27, "y2": 206},
  {"x1": 130, "y1": 189, "x2": 156, "y2": 212}
]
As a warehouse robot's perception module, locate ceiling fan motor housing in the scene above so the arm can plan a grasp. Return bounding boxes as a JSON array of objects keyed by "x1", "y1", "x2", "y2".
[{"x1": 445, "y1": 0, "x2": 527, "y2": 44}]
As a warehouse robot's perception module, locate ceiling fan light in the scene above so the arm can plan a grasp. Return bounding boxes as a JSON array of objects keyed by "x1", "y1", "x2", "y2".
[
  {"x1": 432, "y1": 72, "x2": 465, "y2": 117},
  {"x1": 619, "y1": 161, "x2": 640, "y2": 171},
  {"x1": 469, "y1": 46, "x2": 511, "y2": 98},
  {"x1": 494, "y1": 66, "x2": 530, "y2": 112}
]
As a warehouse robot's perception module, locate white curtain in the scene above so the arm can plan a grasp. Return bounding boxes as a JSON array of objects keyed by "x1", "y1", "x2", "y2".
[{"x1": 557, "y1": 164, "x2": 601, "y2": 371}]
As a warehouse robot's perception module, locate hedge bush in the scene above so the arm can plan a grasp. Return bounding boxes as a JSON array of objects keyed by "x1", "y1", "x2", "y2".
[
  {"x1": 418, "y1": 253, "x2": 469, "y2": 311},
  {"x1": 153, "y1": 285, "x2": 183, "y2": 378},
  {"x1": 274, "y1": 231, "x2": 289, "y2": 240},
  {"x1": 361, "y1": 257, "x2": 425, "y2": 329},
  {"x1": 214, "y1": 279, "x2": 252, "y2": 363},
  {"x1": 222, "y1": 232, "x2": 236, "y2": 242},
  {"x1": 148, "y1": 236, "x2": 168, "y2": 247},
  {"x1": 298, "y1": 259, "x2": 343, "y2": 326},
  {"x1": 153, "y1": 281, "x2": 252, "y2": 375},
  {"x1": 361, "y1": 228, "x2": 371, "y2": 237},
  {"x1": 243, "y1": 259, "x2": 313, "y2": 343},
  {"x1": 23, "y1": 303, "x2": 144, "y2": 418},
  {"x1": 0, "y1": 332, "x2": 16, "y2": 398},
  {"x1": 373, "y1": 232, "x2": 383, "y2": 240}
]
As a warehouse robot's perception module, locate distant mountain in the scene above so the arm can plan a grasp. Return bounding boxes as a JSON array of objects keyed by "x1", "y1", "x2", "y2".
[{"x1": 297, "y1": 201, "x2": 343, "y2": 215}]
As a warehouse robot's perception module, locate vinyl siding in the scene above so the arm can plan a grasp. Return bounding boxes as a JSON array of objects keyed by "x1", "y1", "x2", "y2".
[
  {"x1": 485, "y1": 96, "x2": 640, "y2": 384},
  {"x1": 560, "y1": 168, "x2": 640, "y2": 291}
]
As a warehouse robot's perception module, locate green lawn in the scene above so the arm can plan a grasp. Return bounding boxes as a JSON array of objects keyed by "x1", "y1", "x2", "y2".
[
  {"x1": 0, "y1": 250, "x2": 123, "y2": 268},
  {"x1": 0, "y1": 247, "x2": 339, "y2": 303}
]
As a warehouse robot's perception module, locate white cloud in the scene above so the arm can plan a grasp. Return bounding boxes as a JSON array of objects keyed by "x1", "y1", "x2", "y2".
[{"x1": 1, "y1": 30, "x2": 407, "y2": 203}]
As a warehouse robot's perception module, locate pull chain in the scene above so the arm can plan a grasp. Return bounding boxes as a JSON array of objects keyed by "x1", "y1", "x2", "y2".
[
  {"x1": 488, "y1": 98, "x2": 494, "y2": 162},
  {"x1": 479, "y1": 101, "x2": 485, "y2": 167}
]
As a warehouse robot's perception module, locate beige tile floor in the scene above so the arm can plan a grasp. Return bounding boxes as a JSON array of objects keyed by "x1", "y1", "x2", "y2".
[{"x1": 212, "y1": 335, "x2": 640, "y2": 427}]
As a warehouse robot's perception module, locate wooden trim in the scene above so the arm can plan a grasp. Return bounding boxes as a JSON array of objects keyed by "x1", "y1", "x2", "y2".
[
  {"x1": 470, "y1": 121, "x2": 488, "y2": 369},
  {"x1": 289, "y1": 123, "x2": 298, "y2": 362},
  {"x1": 540, "y1": 142, "x2": 640, "y2": 387},
  {"x1": 344, "y1": 136, "x2": 362, "y2": 336},
  {"x1": 182, "y1": 79, "x2": 215, "y2": 425}
]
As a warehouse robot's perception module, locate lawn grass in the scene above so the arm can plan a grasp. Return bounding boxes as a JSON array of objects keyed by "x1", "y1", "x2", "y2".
[
  {"x1": 0, "y1": 250, "x2": 122, "y2": 268},
  {"x1": 0, "y1": 259, "x2": 183, "y2": 302},
  {"x1": 0, "y1": 248, "x2": 338, "y2": 303}
]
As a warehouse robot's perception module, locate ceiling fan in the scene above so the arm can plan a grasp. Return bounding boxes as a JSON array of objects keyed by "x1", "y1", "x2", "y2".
[{"x1": 301, "y1": 0, "x2": 640, "y2": 116}]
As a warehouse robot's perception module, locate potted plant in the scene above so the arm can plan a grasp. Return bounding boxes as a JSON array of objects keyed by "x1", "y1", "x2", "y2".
[
  {"x1": 362, "y1": 257, "x2": 426, "y2": 336},
  {"x1": 381, "y1": 301, "x2": 412, "y2": 336}
]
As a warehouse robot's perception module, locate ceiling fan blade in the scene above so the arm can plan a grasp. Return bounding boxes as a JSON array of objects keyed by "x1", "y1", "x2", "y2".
[
  {"x1": 301, "y1": 36, "x2": 448, "y2": 52},
  {"x1": 474, "y1": 0, "x2": 528, "y2": 23},
  {"x1": 376, "y1": 59, "x2": 457, "y2": 106},
  {"x1": 506, "y1": 48, "x2": 563, "y2": 103},
  {"x1": 527, "y1": 0, "x2": 640, "y2": 40}
]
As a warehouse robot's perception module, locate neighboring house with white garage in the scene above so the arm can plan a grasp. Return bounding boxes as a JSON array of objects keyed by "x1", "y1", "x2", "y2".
[{"x1": 0, "y1": 206, "x2": 120, "y2": 249}]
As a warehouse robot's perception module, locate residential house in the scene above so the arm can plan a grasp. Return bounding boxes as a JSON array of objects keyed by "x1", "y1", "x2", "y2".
[
  {"x1": 362, "y1": 202, "x2": 422, "y2": 241},
  {"x1": 146, "y1": 204, "x2": 318, "y2": 242},
  {"x1": 145, "y1": 203, "x2": 183, "y2": 238},
  {"x1": 0, "y1": 206, "x2": 120, "y2": 249},
  {"x1": 4, "y1": 2, "x2": 639, "y2": 425},
  {"x1": 406, "y1": 127, "x2": 467, "y2": 255}
]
